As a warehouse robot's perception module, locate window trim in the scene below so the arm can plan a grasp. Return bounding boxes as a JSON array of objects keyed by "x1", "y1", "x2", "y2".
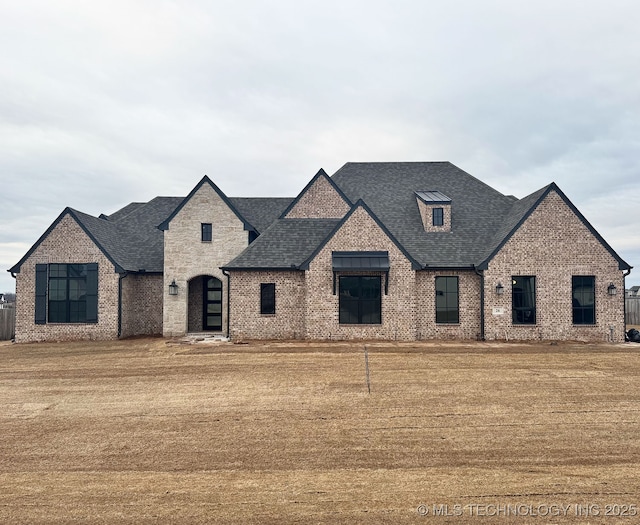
[
  {"x1": 435, "y1": 276, "x2": 459, "y2": 324},
  {"x1": 201, "y1": 222, "x2": 212, "y2": 242},
  {"x1": 512, "y1": 275, "x2": 536, "y2": 325},
  {"x1": 572, "y1": 275, "x2": 596, "y2": 325},
  {"x1": 260, "y1": 283, "x2": 276, "y2": 315}
]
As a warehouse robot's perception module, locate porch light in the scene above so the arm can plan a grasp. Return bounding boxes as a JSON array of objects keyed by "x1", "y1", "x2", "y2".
[
  {"x1": 168, "y1": 280, "x2": 179, "y2": 296},
  {"x1": 495, "y1": 282, "x2": 504, "y2": 295},
  {"x1": 607, "y1": 282, "x2": 617, "y2": 296}
]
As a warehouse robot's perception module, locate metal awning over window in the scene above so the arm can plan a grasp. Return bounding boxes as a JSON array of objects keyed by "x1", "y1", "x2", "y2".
[{"x1": 332, "y1": 251, "x2": 390, "y2": 294}]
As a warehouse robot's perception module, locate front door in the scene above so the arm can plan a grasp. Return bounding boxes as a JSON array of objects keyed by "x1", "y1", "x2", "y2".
[{"x1": 203, "y1": 276, "x2": 222, "y2": 331}]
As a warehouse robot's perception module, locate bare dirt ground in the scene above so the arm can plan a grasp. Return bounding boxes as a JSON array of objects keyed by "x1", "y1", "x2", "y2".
[{"x1": 1, "y1": 337, "x2": 639, "y2": 524}]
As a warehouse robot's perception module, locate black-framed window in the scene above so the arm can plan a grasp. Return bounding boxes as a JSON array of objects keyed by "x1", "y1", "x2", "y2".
[
  {"x1": 260, "y1": 283, "x2": 276, "y2": 315},
  {"x1": 339, "y1": 275, "x2": 381, "y2": 324},
  {"x1": 512, "y1": 276, "x2": 536, "y2": 324},
  {"x1": 573, "y1": 276, "x2": 595, "y2": 325},
  {"x1": 433, "y1": 207, "x2": 444, "y2": 226},
  {"x1": 201, "y1": 223, "x2": 212, "y2": 242},
  {"x1": 435, "y1": 276, "x2": 459, "y2": 323},
  {"x1": 43, "y1": 263, "x2": 98, "y2": 323}
]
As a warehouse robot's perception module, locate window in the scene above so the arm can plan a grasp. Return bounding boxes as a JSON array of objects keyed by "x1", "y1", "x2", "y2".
[
  {"x1": 432, "y1": 207, "x2": 444, "y2": 227},
  {"x1": 512, "y1": 276, "x2": 536, "y2": 324},
  {"x1": 435, "y1": 276, "x2": 459, "y2": 323},
  {"x1": 260, "y1": 283, "x2": 276, "y2": 315},
  {"x1": 573, "y1": 276, "x2": 595, "y2": 325},
  {"x1": 201, "y1": 223, "x2": 212, "y2": 242},
  {"x1": 36, "y1": 263, "x2": 98, "y2": 324},
  {"x1": 339, "y1": 276, "x2": 381, "y2": 324}
]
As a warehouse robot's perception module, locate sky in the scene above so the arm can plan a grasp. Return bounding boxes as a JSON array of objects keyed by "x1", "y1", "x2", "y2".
[{"x1": 1, "y1": 0, "x2": 639, "y2": 293}]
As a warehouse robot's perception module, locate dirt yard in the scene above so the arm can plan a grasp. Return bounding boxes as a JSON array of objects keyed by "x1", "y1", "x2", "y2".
[{"x1": 1, "y1": 338, "x2": 639, "y2": 524}]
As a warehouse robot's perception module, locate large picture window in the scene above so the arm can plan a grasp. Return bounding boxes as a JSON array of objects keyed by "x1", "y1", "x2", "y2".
[
  {"x1": 435, "y1": 276, "x2": 459, "y2": 323},
  {"x1": 512, "y1": 276, "x2": 536, "y2": 325},
  {"x1": 572, "y1": 276, "x2": 595, "y2": 325},
  {"x1": 46, "y1": 263, "x2": 98, "y2": 323},
  {"x1": 339, "y1": 276, "x2": 381, "y2": 324}
]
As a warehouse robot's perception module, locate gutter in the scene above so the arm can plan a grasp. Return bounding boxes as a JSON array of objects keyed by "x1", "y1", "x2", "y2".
[{"x1": 473, "y1": 266, "x2": 485, "y2": 341}]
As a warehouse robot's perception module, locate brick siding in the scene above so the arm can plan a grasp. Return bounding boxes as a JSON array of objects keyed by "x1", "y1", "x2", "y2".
[
  {"x1": 483, "y1": 190, "x2": 625, "y2": 342},
  {"x1": 416, "y1": 199, "x2": 452, "y2": 232},
  {"x1": 229, "y1": 271, "x2": 306, "y2": 340},
  {"x1": 285, "y1": 174, "x2": 351, "y2": 219},
  {"x1": 120, "y1": 274, "x2": 163, "y2": 338},
  {"x1": 14, "y1": 214, "x2": 119, "y2": 342}
]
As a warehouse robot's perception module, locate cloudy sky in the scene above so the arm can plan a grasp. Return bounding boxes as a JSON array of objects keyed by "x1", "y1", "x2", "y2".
[{"x1": 1, "y1": 0, "x2": 639, "y2": 293}]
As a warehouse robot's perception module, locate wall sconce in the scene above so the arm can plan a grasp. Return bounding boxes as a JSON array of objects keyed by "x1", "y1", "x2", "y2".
[
  {"x1": 496, "y1": 282, "x2": 504, "y2": 295},
  {"x1": 168, "y1": 280, "x2": 179, "y2": 296},
  {"x1": 607, "y1": 282, "x2": 617, "y2": 296}
]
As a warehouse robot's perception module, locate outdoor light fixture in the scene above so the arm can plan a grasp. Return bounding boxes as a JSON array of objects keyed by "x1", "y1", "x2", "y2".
[
  {"x1": 496, "y1": 282, "x2": 504, "y2": 295},
  {"x1": 168, "y1": 280, "x2": 179, "y2": 296},
  {"x1": 607, "y1": 282, "x2": 617, "y2": 296}
]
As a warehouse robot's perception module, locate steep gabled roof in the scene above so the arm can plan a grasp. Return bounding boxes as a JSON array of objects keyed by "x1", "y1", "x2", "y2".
[
  {"x1": 158, "y1": 175, "x2": 257, "y2": 232},
  {"x1": 9, "y1": 197, "x2": 184, "y2": 275},
  {"x1": 476, "y1": 183, "x2": 632, "y2": 271},
  {"x1": 9, "y1": 207, "x2": 125, "y2": 274},
  {"x1": 298, "y1": 199, "x2": 422, "y2": 270}
]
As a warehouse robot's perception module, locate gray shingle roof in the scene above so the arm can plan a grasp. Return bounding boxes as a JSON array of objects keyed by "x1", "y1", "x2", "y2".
[
  {"x1": 230, "y1": 197, "x2": 293, "y2": 234},
  {"x1": 223, "y1": 219, "x2": 341, "y2": 269},
  {"x1": 331, "y1": 162, "x2": 518, "y2": 267}
]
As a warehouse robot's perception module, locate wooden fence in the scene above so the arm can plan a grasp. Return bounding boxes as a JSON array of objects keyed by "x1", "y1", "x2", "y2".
[
  {"x1": 0, "y1": 307, "x2": 15, "y2": 340},
  {"x1": 626, "y1": 297, "x2": 640, "y2": 326}
]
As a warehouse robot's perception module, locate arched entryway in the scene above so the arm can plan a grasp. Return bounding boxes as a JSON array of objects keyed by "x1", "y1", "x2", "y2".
[{"x1": 188, "y1": 275, "x2": 223, "y2": 332}]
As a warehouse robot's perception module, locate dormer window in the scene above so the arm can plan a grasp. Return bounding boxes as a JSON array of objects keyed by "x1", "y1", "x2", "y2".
[
  {"x1": 433, "y1": 207, "x2": 444, "y2": 227},
  {"x1": 415, "y1": 191, "x2": 451, "y2": 232}
]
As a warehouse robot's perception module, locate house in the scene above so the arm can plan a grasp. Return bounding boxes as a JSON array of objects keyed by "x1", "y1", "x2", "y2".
[
  {"x1": 627, "y1": 286, "x2": 640, "y2": 297},
  {"x1": 8, "y1": 162, "x2": 632, "y2": 343}
]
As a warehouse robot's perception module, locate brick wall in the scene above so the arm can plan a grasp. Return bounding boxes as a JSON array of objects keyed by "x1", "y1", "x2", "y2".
[
  {"x1": 229, "y1": 271, "x2": 306, "y2": 339},
  {"x1": 120, "y1": 273, "x2": 163, "y2": 338},
  {"x1": 14, "y1": 214, "x2": 119, "y2": 342},
  {"x1": 483, "y1": 190, "x2": 625, "y2": 342},
  {"x1": 305, "y1": 206, "x2": 417, "y2": 341},
  {"x1": 163, "y1": 183, "x2": 248, "y2": 337},
  {"x1": 285, "y1": 174, "x2": 351, "y2": 219},
  {"x1": 415, "y1": 270, "x2": 482, "y2": 340}
]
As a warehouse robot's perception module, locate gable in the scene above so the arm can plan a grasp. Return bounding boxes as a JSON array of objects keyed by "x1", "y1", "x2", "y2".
[
  {"x1": 477, "y1": 183, "x2": 632, "y2": 270},
  {"x1": 281, "y1": 169, "x2": 352, "y2": 219},
  {"x1": 483, "y1": 187, "x2": 631, "y2": 271},
  {"x1": 158, "y1": 175, "x2": 256, "y2": 232},
  {"x1": 9, "y1": 209, "x2": 123, "y2": 274},
  {"x1": 300, "y1": 200, "x2": 421, "y2": 271}
]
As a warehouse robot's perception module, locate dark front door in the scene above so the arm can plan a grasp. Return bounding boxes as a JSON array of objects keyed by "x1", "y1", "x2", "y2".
[{"x1": 203, "y1": 276, "x2": 222, "y2": 331}]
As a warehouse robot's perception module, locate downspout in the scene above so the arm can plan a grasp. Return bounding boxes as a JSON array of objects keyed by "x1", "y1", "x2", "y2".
[
  {"x1": 117, "y1": 271, "x2": 127, "y2": 338},
  {"x1": 474, "y1": 266, "x2": 485, "y2": 341},
  {"x1": 623, "y1": 268, "x2": 632, "y2": 339},
  {"x1": 222, "y1": 269, "x2": 231, "y2": 339}
]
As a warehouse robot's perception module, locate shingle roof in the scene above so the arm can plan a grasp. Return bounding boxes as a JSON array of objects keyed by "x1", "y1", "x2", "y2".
[
  {"x1": 230, "y1": 197, "x2": 293, "y2": 234},
  {"x1": 331, "y1": 162, "x2": 518, "y2": 267},
  {"x1": 223, "y1": 218, "x2": 341, "y2": 269}
]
